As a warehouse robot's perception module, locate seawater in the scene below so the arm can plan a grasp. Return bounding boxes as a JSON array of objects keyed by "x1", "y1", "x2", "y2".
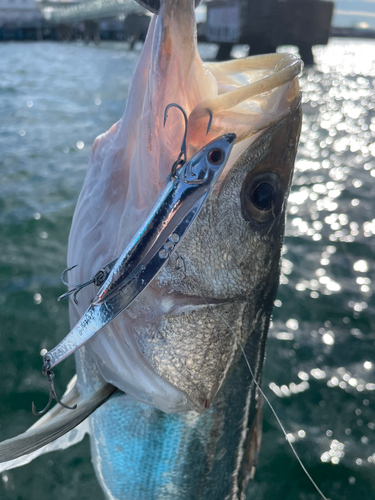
[{"x1": 0, "y1": 39, "x2": 374, "y2": 500}]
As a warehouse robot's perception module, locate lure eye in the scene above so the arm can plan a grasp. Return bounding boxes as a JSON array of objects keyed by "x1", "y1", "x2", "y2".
[
  {"x1": 208, "y1": 148, "x2": 224, "y2": 165},
  {"x1": 241, "y1": 172, "x2": 284, "y2": 224}
]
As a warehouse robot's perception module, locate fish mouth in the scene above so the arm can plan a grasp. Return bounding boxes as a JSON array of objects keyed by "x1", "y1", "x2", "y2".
[{"x1": 169, "y1": 296, "x2": 237, "y2": 315}]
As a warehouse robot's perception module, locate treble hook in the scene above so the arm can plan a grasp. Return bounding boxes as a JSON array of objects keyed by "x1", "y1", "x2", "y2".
[
  {"x1": 58, "y1": 264, "x2": 94, "y2": 305},
  {"x1": 58, "y1": 264, "x2": 113, "y2": 305},
  {"x1": 163, "y1": 104, "x2": 214, "y2": 176},
  {"x1": 32, "y1": 353, "x2": 77, "y2": 416},
  {"x1": 164, "y1": 103, "x2": 188, "y2": 177}
]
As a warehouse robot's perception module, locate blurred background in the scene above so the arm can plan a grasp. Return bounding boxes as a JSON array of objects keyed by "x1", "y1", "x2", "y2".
[
  {"x1": 1, "y1": 0, "x2": 375, "y2": 63},
  {"x1": 0, "y1": 0, "x2": 375, "y2": 499}
]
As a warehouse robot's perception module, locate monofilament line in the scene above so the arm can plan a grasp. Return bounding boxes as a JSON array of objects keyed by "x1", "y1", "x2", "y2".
[{"x1": 210, "y1": 306, "x2": 329, "y2": 500}]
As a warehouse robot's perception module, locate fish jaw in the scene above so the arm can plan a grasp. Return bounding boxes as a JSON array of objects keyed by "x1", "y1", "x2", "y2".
[{"x1": 83, "y1": 106, "x2": 301, "y2": 413}]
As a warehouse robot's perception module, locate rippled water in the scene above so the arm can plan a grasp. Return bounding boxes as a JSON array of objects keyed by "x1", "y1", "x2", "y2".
[{"x1": 0, "y1": 39, "x2": 374, "y2": 500}]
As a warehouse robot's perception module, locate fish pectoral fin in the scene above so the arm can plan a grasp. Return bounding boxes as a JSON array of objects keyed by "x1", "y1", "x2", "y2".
[{"x1": 0, "y1": 381, "x2": 117, "y2": 471}]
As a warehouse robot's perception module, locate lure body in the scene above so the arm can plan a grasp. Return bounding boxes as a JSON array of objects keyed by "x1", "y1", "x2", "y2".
[{"x1": 46, "y1": 134, "x2": 236, "y2": 370}]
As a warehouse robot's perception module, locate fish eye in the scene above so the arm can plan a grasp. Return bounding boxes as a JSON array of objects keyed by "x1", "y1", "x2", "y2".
[
  {"x1": 241, "y1": 172, "x2": 284, "y2": 224},
  {"x1": 207, "y1": 148, "x2": 224, "y2": 165}
]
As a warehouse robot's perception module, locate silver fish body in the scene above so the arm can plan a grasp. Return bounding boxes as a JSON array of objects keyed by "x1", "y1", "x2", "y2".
[
  {"x1": 75, "y1": 106, "x2": 301, "y2": 499},
  {"x1": 60, "y1": 0, "x2": 302, "y2": 495}
]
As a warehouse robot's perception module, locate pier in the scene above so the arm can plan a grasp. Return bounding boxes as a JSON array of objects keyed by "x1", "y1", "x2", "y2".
[
  {"x1": 2, "y1": 0, "x2": 375, "y2": 63},
  {"x1": 0, "y1": 0, "x2": 149, "y2": 42}
]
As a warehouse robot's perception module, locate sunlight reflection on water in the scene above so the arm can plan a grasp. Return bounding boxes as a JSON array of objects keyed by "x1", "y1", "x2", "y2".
[{"x1": 255, "y1": 38, "x2": 375, "y2": 499}]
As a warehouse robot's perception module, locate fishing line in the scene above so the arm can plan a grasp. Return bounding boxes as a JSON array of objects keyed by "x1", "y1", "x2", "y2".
[
  {"x1": 179, "y1": 267, "x2": 327, "y2": 498},
  {"x1": 208, "y1": 304, "x2": 329, "y2": 500}
]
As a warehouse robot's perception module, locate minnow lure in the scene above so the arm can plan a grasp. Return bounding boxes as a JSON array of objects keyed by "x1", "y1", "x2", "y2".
[{"x1": 34, "y1": 105, "x2": 236, "y2": 414}]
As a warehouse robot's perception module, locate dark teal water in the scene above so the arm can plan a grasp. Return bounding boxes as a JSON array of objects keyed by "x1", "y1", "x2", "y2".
[{"x1": 0, "y1": 40, "x2": 374, "y2": 500}]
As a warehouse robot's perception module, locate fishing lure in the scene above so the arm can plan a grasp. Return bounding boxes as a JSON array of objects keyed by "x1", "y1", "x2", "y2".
[{"x1": 33, "y1": 104, "x2": 236, "y2": 415}]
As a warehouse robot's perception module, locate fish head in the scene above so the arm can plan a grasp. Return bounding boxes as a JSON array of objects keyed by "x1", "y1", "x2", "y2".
[
  {"x1": 68, "y1": 0, "x2": 302, "y2": 413},
  {"x1": 133, "y1": 107, "x2": 301, "y2": 412}
]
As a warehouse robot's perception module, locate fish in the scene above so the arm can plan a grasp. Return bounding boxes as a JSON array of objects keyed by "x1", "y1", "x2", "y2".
[{"x1": 0, "y1": 0, "x2": 302, "y2": 498}]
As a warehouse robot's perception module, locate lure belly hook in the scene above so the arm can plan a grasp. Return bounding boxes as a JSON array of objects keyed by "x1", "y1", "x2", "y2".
[{"x1": 33, "y1": 105, "x2": 236, "y2": 415}]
